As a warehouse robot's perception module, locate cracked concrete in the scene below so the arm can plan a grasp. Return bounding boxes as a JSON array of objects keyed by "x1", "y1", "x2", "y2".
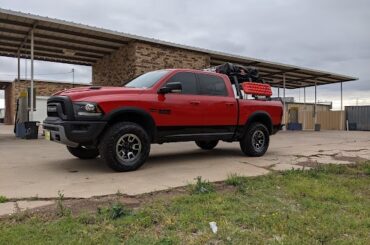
[{"x1": 0, "y1": 125, "x2": 369, "y2": 215}]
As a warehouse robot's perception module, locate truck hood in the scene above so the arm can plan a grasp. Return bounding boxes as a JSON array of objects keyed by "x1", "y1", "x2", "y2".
[{"x1": 54, "y1": 86, "x2": 147, "y2": 101}]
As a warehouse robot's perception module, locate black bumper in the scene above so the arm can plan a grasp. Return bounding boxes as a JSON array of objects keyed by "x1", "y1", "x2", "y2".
[{"x1": 43, "y1": 117, "x2": 106, "y2": 147}]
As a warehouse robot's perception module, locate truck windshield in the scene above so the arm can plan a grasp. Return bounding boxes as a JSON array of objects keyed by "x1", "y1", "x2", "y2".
[{"x1": 124, "y1": 70, "x2": 169, "y2": 88}]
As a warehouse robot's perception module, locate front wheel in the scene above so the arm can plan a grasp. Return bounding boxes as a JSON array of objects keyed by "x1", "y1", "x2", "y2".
[
  {"x1": 99, "y1": 122, "x2": 150, "y2": 172},
  {"x1": 195, "y1": 140, "x2": 219, "y2": 150},
  {"x1": 240, "y1": 123, "x2": 269, "y2": 157},
  {"x1": 67, "y1": 146, "x2": 99, "y2": 159}
]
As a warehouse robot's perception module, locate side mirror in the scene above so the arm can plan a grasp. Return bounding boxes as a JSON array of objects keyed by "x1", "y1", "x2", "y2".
[{"x1": 158, "y1": 82, "x2": 182, "y2": 94}]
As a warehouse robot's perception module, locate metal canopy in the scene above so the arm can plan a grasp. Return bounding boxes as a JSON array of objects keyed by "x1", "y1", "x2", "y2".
[{"x1": 0, "y1": 8, "x2": 357, "y2": 88}]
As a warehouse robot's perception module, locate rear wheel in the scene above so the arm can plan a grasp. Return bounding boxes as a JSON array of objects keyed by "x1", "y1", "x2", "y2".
[
  {"x1": 99, "y1": 122, "x2": 150, "y2": 172},
  {"x1": 195, "y1": 140, "x2": 219, "y2": 150},
  {"x1": 240, "y1": 123, "x2": 269, "y2": 157},
  {"x1": 66, "y1": 146, "x2": 99, "y2": 159}
]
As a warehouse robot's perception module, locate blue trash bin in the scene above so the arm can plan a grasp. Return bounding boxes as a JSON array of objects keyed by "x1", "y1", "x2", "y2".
[
  {"x1": 15, "y1": 122, "x2": 26, "y2": 138},
  {"x1": 15, "y1": 121, "x2": 39, "y2": 139}
]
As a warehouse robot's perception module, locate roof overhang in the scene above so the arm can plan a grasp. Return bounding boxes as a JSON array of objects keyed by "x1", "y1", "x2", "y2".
[
  {"x1": 0, "y1": 8, "x2": 358, "y2": 88},
  {"x1": 0, "y1": 80, "x2": 12, "y2": 89}
]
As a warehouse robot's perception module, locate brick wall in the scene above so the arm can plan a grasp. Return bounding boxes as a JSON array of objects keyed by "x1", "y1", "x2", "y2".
[
  {"x1": 93, "y1": 41, "x2": 210, "y2": 86},
  {"x1": 133, "y1": 42, "x2": 210, "y2": 75},
  {"x1": 13, "y1": 80, "x2": 89, "y2": 101},
  {"x1": 92, "y1": 42, "x2": 136, "y2": 86},
  {"x1": 3, "y1": 83, "x2": 14, "y2": 125}
]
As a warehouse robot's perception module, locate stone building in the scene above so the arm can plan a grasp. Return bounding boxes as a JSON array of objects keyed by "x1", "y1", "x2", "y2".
[{"x1": 92, "y1": 41, "x2": 210, "y2": 87}]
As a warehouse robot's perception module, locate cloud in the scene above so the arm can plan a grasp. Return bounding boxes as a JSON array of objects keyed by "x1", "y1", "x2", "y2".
[{"x1": 0, "y1": 0, "x2": 369, "y2": 109}]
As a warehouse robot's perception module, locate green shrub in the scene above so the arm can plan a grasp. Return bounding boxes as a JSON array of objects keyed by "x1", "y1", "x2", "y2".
[
  {"x1": 0, "y1": 195, "x2": 8, "y2": 203},
  {"x1": 98, "y1": 202, "x2": 131, "y2": 220},
  {"x1": 56, "y1": 191, "x2": 70, "y2": 217}
]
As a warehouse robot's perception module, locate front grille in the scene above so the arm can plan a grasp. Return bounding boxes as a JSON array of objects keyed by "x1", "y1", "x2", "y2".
[
  {"x1": 48, "y1": 111, "x2": 59, "y2": 117},
  {"x1": 46, "y1": 96, "x2": 74, "y2": 120},
  {"x1": 47, "y1": 103, "x2": 59, "y2": 117},
  {"x1": 47, "y1": 102, "x2": 64, "y2": 118}
]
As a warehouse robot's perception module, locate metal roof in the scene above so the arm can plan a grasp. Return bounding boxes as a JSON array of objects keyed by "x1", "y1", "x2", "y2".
[{"x1": 0, "y1": 8, "x2": 357, "y2": 89}]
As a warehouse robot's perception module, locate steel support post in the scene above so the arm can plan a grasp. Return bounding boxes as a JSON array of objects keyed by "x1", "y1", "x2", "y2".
[
  {"x1": 283, "y1": 74, "x2": 286, "y2": 130},
  {"x1": 340, "y1": 82, "x2": 344, "y2": 130},
  {"x1": 340, "y1": 82, "x2": 343, "y2": 110},
  {"x1": 72, "y1": 68, "x2": 75, "y2": 88},
  {"x1": 303, "y1": 87, "x2": 306, "y2": 130},
  {"x1": 17, "y1": 53, "x2": 20, "y2": 82},
  {"x1": 30, "y1": 29, "x2": 34, "y2": 121},
  {"x1": 314, "y1": 81, "x2": 317, "y2": 126}
]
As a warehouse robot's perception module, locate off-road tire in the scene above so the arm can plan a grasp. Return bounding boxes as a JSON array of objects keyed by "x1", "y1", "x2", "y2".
[
  {"x1": 240, "y1": 122, "x2": 269, "y2": 157},
  {"x1": 195, "y1": 140, "x2": 219, "y2": 150},
  {"x1": 66, "y1": 146, "x2": 99, "y2": 159},
  {"x1": 99, "y1": 122, "x2": 150, "y2": 172}
]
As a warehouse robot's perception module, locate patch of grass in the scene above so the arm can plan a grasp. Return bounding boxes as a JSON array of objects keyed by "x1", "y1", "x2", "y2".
[
  {"x1": 0, "y1": 195, "x2": 8, "y2": 203},
  {"x1": 189, "y1": 176, "x2": 215, "y2": 194},
  {"x1": 77, "y1": 212, "x2": 97, "y2": 225},
  {"x1": 1, "y1": 162, "x2": 369, "y2": 244},
  {"x1": 226, "y1": 173, "x2": 249, "y2": 194},
  {"x1": 225, "y1": 173, "x2": 244, "y2": 186}
]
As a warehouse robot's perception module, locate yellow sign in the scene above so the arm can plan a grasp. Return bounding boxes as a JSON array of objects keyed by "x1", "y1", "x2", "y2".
[{"x1": 44, "y1": 130, "x2": 51, "y2": 141}]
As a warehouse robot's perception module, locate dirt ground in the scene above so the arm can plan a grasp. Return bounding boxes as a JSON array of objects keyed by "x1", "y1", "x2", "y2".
[{"x1": 0, "y1": 124, "x2": 369, "y2": 215}]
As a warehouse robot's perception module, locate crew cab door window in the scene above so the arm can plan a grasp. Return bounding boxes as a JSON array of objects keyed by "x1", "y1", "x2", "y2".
[
  {"x1": 165, "y1": 72, "x2": 198, "y2": 94},
  {"x1": 197, "y1": 74, "x2": 228, "y2": 96}
]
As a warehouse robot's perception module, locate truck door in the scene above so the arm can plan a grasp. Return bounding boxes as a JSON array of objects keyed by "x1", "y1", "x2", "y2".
[
  {"x1": 196, "y1": 73, "x2": 238, "y2": 136},
  {"x1": 155, "y1": 71, "x2": 204, "y2": 136}
]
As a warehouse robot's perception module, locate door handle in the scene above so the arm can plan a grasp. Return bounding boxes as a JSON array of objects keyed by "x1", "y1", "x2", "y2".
[
  {"x1": 190, "y1": 101, "x2": 200, "y2": 105},
  {"x1": 225, "y1": 102, "x2": 234, "y2": 106}
]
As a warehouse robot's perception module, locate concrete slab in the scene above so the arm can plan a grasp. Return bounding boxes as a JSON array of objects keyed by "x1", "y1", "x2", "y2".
[
  {"x1": 0, "y1": 200, "x2": 54, "y2": 216},
  {"x1": 0, "y1": 125, "x2": 369, "y2": 204}
]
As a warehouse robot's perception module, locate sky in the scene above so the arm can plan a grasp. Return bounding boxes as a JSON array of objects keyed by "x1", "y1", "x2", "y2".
[{"x1": 0, "y1": 0, "x2": 369, "y2": 109}]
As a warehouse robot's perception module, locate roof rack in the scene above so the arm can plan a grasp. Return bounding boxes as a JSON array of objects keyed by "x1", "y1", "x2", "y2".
[{"x1": 207, "y1": 63, "x2": 272, "y2": 99}]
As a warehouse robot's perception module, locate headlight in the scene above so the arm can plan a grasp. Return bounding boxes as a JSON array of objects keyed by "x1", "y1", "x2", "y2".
[{"x1": 73, "y1": 102, "x2": 103, "y2": 118}]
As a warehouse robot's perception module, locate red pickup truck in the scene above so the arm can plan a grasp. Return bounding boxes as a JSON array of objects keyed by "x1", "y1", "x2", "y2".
[{"x1": 43, "y1": 66, "x2": 283, "y2": 171}]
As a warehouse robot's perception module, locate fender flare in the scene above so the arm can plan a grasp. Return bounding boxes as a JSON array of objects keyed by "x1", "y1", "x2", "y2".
[
  {"x1": 244, "y1": 111, "x2": 273, "y2": 135},
  {"x1": 103, "y1": 107, "x2": 157, "y2": 140}
]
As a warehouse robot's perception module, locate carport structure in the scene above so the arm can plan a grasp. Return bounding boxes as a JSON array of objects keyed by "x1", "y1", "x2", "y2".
[{"x1": 0, "y1": 8, "x2": 357, "y2": 124}]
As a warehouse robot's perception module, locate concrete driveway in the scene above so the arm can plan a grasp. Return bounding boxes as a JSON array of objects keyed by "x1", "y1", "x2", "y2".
[{"x1": 1, "y1": 125, "x2": 369, "y2": 201}]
